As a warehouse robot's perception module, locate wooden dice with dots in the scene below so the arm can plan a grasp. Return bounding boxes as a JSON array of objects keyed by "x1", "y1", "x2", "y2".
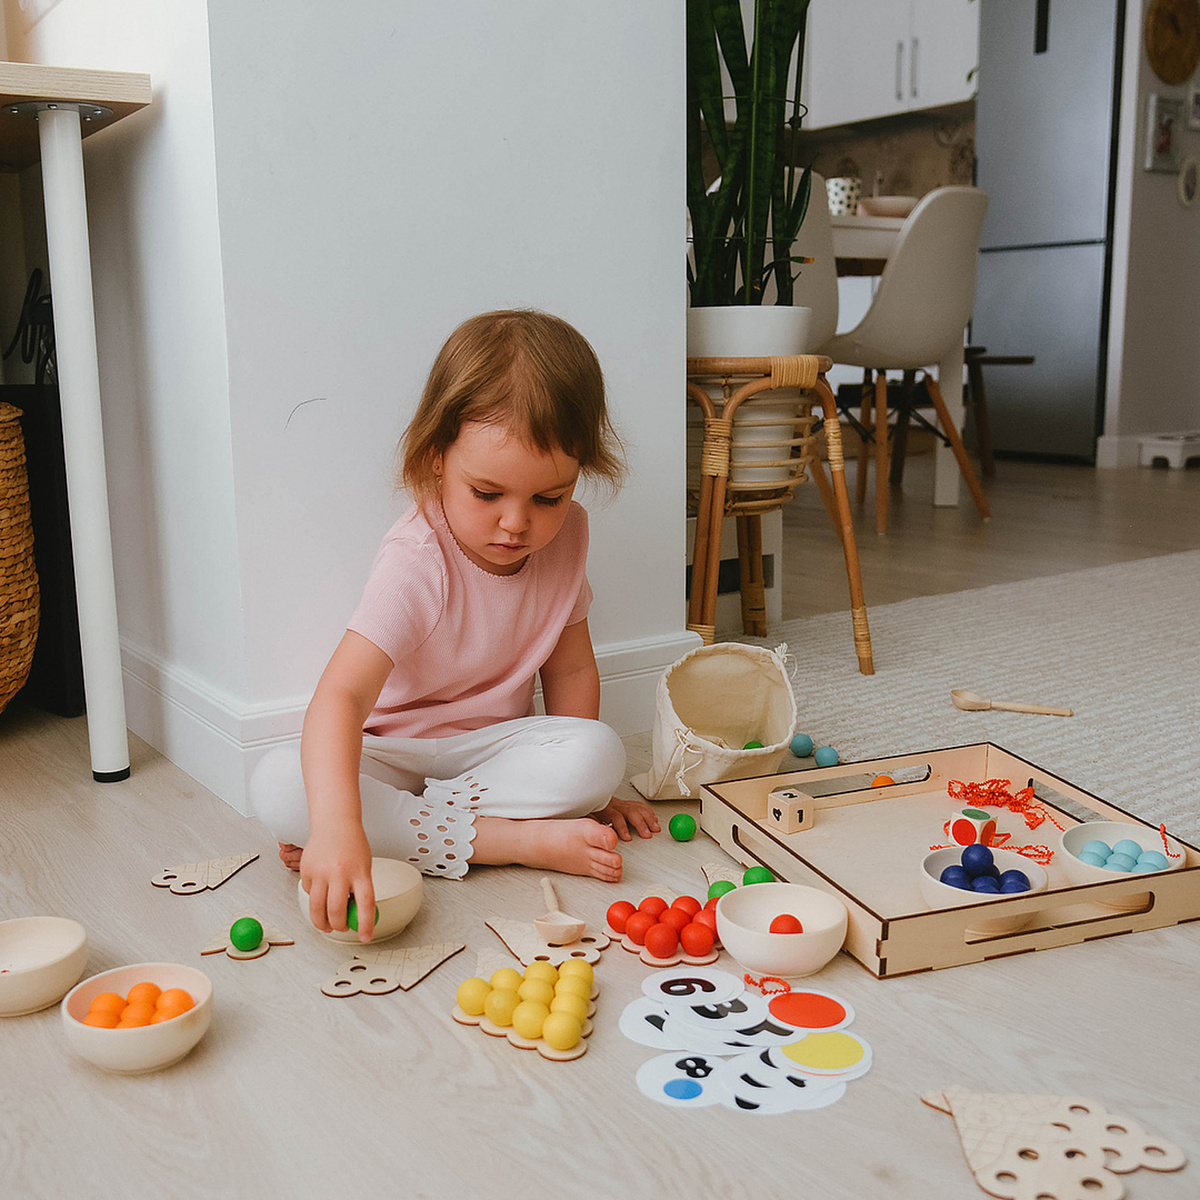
[
  {"x1": 766, "y1": 788, "x2": 814, "y2": 835},
  {"x1": 949, "y1": 807, "x2": 996, "y2": 846}
]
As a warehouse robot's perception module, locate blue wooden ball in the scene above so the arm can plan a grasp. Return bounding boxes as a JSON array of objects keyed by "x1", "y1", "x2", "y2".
[{"x1": 814, "y1": 745, "x2": 839, "y2": 767}]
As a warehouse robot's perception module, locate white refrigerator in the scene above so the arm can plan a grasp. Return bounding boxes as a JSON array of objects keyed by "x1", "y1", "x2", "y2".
[{"x1": 972, "y1": 0, "x2": 1124, "y2": 461}]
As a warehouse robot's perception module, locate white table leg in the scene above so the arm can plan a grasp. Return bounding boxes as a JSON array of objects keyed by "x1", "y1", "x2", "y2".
[
  {"x1": 933, "y1": 342, "x2": 965, "y2": 508},
  {"x1": 37, "y1": 105, "x2": 130, "y2": 781}
]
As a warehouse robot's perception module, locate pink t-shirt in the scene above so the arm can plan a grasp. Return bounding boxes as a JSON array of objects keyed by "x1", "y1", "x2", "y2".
[{"x1": 347, "y1": 501, "x2": 593, "y2": 739}]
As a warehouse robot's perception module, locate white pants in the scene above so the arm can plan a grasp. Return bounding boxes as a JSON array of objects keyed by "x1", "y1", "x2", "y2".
[{"x1": 249, "y1": 715, "x2": 626, "y2": 879}]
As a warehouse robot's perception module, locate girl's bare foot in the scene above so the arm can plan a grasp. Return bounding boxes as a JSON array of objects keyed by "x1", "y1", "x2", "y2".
[
  {"x1": 471, "y1": 816, "x2": 623, "y2": 882},
  {"x1": 278, "y1": 842, "x2": 303, "y2": 871}
]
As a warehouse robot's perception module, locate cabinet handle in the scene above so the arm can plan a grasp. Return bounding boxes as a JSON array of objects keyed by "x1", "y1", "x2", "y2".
[
  {"x1": 895, "y1": 42, "x2": 903, "y2": 101},
  {"x1": 911, "y1": 37, "x2": 919, "y2": 99}
]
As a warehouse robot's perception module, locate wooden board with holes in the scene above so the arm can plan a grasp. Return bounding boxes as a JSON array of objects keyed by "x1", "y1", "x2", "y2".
[{"x1": 700, "y1": 742, "x2": 1200, "y2": 978}]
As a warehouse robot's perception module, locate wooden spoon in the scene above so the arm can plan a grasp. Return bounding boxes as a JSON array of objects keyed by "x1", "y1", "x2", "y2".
[
  {"x1": 534, "y1": 878, "x2": 586, "y2": 946},
  {"x1": 951, "y1": 688, "x2": 1073, "y2": 717}
]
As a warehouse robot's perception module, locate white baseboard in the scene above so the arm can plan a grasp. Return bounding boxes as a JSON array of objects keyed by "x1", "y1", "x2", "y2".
[
  {"x1": 121, "y1": 628, "x2": 700, "y2": 816},
  {"x1": 1095, "y1": 434, "x2": 1142, "y2": 468}
]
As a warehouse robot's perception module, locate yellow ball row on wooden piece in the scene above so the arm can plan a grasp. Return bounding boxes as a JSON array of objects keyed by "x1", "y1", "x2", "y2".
[{"x1": 456, "y1": 959, "x2": 594, "y2": 1051}]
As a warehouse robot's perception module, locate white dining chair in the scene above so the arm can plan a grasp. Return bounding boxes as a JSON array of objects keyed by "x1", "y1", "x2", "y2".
[{"x1": 825, "y1": 186, "x2": 991, "y2": 534}]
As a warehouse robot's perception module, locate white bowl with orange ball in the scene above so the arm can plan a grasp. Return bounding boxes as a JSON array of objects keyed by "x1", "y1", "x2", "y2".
[
  {"x1": 297, "y1": 857, "x2": 422, "y2": 943},
  {"x1": 61, "y1": 962, "x2": 213, "y2": 1073},
  {"x1": 715, "y1": 882, "x2": 848, "y2": 978},
  {"x1": 0, "y1": 916, "x2": 89, "y2": 1016}
]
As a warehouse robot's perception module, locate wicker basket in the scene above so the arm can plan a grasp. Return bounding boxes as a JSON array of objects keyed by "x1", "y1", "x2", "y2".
[{"x1": 0, "y1": 402, "x2": 39, "y2": 712}]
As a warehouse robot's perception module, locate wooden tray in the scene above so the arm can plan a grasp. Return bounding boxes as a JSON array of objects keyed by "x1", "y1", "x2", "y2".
[{"x1": 699, "y1": 742, "x2": 1200, "y2": 978}]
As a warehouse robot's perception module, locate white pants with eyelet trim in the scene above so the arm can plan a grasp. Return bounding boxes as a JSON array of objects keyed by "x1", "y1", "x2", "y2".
[{"x1": 248, "y1": 716, "x2": 626, "y2": 880}]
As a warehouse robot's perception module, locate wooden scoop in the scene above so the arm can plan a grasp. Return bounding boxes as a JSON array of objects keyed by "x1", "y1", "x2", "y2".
[
  {"x1": 534, "y1": 878, "x2": 585, "y2": 946},
  {"x1": 951, "y1": 688, "x2": 1073, "y2": 717}
]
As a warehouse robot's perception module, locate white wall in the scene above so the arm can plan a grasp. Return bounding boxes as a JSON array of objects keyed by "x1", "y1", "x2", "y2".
[
  {"x1": 1100, "y1": 0, "x2": 1200, "y2": 466},
  {"x1": 9, "y1": 0, "x2": 692, "y2": 810}
]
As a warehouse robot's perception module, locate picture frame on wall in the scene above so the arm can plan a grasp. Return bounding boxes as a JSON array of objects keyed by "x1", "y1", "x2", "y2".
[{"x1": 1145, "y1": 94, "x2": 1184, "y2": 172}]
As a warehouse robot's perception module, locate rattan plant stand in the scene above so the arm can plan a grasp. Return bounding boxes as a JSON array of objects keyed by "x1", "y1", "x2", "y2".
[
  {"x1": 0, "y1": 402, "x2": 39, "y2": 711},
  {"x1": 686, "y1": 355, "x2": 874, "y2": 675}
]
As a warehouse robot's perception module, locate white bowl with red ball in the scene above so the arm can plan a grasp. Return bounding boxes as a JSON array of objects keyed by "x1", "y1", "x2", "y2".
[{"x1": 715, "y1": 882, "x2": 848, "y2": 978}]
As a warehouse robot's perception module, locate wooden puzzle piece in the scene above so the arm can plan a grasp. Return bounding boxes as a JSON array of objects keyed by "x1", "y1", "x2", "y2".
[
  {"x1": 322, "y1": 942, "x2": 464, "y2": 998},
  {"x1": 922, "y1": 1086, "x2": 1186, "y2": 1200},
  {"x1": 152, "y1": 852, "x2": 259, "y2": 894},
  {"x1": 702, "y1": 861, "x2": 740, "y2": 891},
  {"x1": 452, "y1": 990, "x2": 597, "y2": 1062},
  {"x1": 201, "y1": 910, "x2": 293, "y2": 960},
  {"x1": 611, "y1": 929, "x2": 719, "y2": 968},
  {"x1": 485, "y1": 917, "x2": 609, "y2": 966}
]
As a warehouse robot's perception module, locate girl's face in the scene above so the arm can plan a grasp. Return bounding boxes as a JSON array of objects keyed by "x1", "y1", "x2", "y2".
[{"x1": 433, "y1": 421, "x2": 580, "y2": 575}]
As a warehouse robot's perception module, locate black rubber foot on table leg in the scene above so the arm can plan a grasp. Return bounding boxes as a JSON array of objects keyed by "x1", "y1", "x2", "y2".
[{"x1": 93, "y1": 767, "x2": 131, "y2": 783}]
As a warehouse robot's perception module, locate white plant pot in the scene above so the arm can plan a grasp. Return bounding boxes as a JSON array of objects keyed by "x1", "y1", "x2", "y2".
[
  {"x1": 686, "y1": 305, "x2": 812, "y2": 358},
  {"x1": 686, "y1": 306, "x2": 813, "y2": 484}
]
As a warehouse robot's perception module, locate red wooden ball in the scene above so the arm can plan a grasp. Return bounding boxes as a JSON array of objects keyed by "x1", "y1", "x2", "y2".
[
  {"x1": 691, "y1": 907, "x2": 719, "y2": 935},
  {"x1": 637, "y1": 895, "x2": 669, "y2": 918},
  {"x1": 769, "y1": 914, "x2": 805, "y2": 934},
  {"x1": 606, "y1": 900, "x2": 637, "y2": 934},
  {"x1": 624, "y1": 910, "x2": 657, "y2": 946},
  {"x1": 672, "y1": 895, "x2": 702, "y2": 917},
  {"x1": 680, "y1": 921, "x2": 715, "y2": 957},
  {"x1": 659, "y1": 906, "x2": 692, "y2": 933},
  {"x1": 644, "y1": 922, "x2": 679, "y2": 959}
]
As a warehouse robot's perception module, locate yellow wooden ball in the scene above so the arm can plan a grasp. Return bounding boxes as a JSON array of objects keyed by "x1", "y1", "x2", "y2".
[
  {"x1": 522, "y1": 961, "x2": 559, "y2": 985},
  {"x1": 483, "y1": 988, "x2": 520, "y2": 1027},
  {"x1": 548, "y1": 992, "x2": 588, "y2": 1022},
  {"x1": 455, "y1": 977, "x2": 491, "y2": 1016},
  {"x1": 489, "y1": 967, "x2": 523, "y2": 992},
  {"x1": 541, "y1": 1010, "x2": 583, "y2": 1052},
  {"x1": 554, "y1": 974, "x2": 591, "y2": 1002},
  {"x1": 511, "y1": 1000, "x2": 550, "y2": 1040},
  {"x1": 556, "y1": 958, "x2": 594, "y2": 985},
  {"x1": 517, "y1": 978, "x2": 555, "y2": 1007}
]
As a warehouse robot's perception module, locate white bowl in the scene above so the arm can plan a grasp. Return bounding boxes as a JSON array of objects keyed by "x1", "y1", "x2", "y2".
[
  {"x1": 0, "y1": 917, "x2": 88, "y2": 1016},
  {"x1": 1059, "y1": 821, "x2": 1185, "y2": 910},
  {"x1": 297, "y1": 857, "x2": 422, "y2": 943},
  {"x1": 856, "y1": 195, "x2": 919, "y2": 218},
  {"x1": 61, "y1": 962, "x2": 213, "y2": 1074},
  {"x1": 715, "y1": 882, "x2": 848, "y2": 978},
  {"x1": 920, "y1": 847, "x2": 1048, "y2": 935}
]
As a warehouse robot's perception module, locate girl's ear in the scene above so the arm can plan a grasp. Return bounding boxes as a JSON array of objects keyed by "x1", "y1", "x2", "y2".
[{"x1": 431, "y1": 450, "x2": 444, "y2": 480}]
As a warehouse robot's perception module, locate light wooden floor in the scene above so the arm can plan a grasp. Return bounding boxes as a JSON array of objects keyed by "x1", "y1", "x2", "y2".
[
  {"x1": 778, "y1": 451, "x2": 1200, "y2": 621},
  {"x1": 3, "y1": 457, "x2": 1199, "y2": 1198}
]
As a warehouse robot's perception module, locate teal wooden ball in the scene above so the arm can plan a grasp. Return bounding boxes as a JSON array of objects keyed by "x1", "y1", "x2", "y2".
[
  {"x1": 790, "y1": 733, "x2": 814, "y2": 757},
  {"x1": 814, "y1": 745, "x2": 840, "y2": 767}
]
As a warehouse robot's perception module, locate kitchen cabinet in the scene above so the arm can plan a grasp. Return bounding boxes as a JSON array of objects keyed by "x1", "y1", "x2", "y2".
[{"x1": 803, "y1": 0, "x2": 978, "y2": 129}]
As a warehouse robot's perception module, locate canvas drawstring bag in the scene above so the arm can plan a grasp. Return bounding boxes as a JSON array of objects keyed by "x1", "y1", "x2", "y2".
[{"x1": 630, "y1": 642, "x2": 797, "y2": 801}]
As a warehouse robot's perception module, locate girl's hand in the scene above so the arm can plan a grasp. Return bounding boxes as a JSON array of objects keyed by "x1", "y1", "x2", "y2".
[
  {"x1": 299, "y1": 824, "x2": 377, "y2": 943},
  {"x1": 596, "y1": 796, "x2": 660, "y2": 842}
]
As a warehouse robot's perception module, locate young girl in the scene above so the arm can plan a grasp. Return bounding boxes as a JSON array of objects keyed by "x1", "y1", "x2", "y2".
[{"x1": 250, "y1": 310, "x2": 659, "y2": 942}]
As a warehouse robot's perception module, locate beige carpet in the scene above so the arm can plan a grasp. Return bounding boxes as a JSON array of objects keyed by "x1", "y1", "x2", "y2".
[{"x1": 730, "y1": 550, "x2": 1200, "y2": 843}]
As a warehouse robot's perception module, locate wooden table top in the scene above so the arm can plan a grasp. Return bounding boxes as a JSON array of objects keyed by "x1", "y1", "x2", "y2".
[{"x1": 0, "y1": 61, "x2": 151, "y2": 170}]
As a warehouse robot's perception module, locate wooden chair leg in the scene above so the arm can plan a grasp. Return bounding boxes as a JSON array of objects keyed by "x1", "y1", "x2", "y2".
[
  {"x1": 736, "y1": 513, "x2": 767, "y2": 638},
  {"x1": 814, "y1": 377, "x2": 874, "y2": 675},
  {"x1": 855, "y1": 371, "x2": 872, "y2": 507},
  {"x1": 889, "y1": 369, "x2": 917, "y2": 486},
  {"x1": 873, "y1": 370, "x2": 889, "y2": 535},
  {"x1": 966, "y1": 360, "x2": 996, "y2": 477},
  {"x1": 922, "y1": 373, "x2": 991, "y2": 521}
]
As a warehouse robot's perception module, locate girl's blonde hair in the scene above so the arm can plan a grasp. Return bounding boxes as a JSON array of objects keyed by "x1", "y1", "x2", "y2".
[{"x1": 400, "y1": 310, "x2": 626, "y2": 502}]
